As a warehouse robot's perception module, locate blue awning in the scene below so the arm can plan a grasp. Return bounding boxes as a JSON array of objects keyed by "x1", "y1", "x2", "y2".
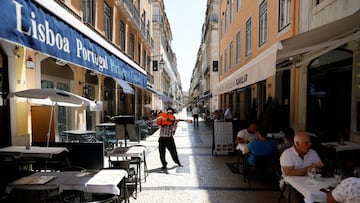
[
  {"x1": 115, "y1": 79, "x2": 134, "y2": 95},
  {"x1": 0, "y1": 0, "x2": 147, "y2": 88},
  {"x1": 198, "y1": 93, "x2": 212, "y2": 102}
]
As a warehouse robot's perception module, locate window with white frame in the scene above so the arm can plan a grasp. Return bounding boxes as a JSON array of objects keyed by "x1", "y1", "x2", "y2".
[
  {"x1": 236, "y1": 0, "x2": 242, "y2": 12},
  {"x1": 259, "y1": 0, "x2": 268, "y2": 46},
  {"x1": 130, "y1": 33, "x2": 135, "y2": 59},
  {"x1": 104, "y1": 1, "x2": 112, "y2": 40},
  {"x1": 230, "y1": 0, "x2": 234, "y2": 24},
  {"x1": 278, "y1": 0, "x2": 290, "y2": 31},
  {"x1": 225, "y1": 8, "x2": 228, "y2": 32},
  {"x1": 82, "y1": 0, "x2": 95, "y2": 25},
  {"x1": 229, "y1": 41, "x2": 233, "y2": 70},
  {"x1": 236, "y1": 31, "x2": 241, "y2": 64},
  {"x1": 245, "y1": 18, "x2": 252, "y2": 56},
  {"x1": 219, "y1": 55, "x2": 223, "y2": 76},
  {"x1": 224, "y1": 48, "x2": 228, "y2": 74},
  {"x1": 119, "y1": 20, "x2": 125, "y2": 51}
]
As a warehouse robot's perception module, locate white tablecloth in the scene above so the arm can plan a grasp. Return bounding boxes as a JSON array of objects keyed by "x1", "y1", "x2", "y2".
[
  {"x1": 7, "y1": 169, "x2": 127, "y2": 195},
  {"x1": 321, "y1": 141, "x2": 360, "y2": 152},
  {"x1": 284, "y1": 176, "x2": 337, "y2": 203},
  {"x1": 0, "y1": 146, "x2": 68, "y2": 157},
  {"x1": 235, "y1": 143, "x2": 247, "y2": 154},
  {"x1": 109, "y1": 146, "x2": 145, "y2": 158}
]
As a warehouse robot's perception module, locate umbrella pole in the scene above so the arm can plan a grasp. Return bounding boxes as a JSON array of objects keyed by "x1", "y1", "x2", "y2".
[{"x1": 47, "y1": 105, "x2": 55, "y2": 147}]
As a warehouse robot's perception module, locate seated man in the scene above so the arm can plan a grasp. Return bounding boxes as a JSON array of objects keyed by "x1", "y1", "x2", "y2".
[
  {"x1": 280, "y1": 131, "x2": 324, "y2": 203},
  {"x1": 236, "y1": 122, "x2": 258, "y2": 144},
  {"x1": 280, "y1": 132, "x2": 323, "y2": 176},
  {"x1": 246, "y1": 127, "x2": 278, "y2": 167}
]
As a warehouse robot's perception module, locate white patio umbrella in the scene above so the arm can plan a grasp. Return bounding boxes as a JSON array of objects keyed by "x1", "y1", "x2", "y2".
[{"x1": 10, "y1": 88, "x2": 96, "y2": 147}]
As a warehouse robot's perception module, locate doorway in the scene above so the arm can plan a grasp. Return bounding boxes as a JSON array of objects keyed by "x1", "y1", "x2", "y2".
[
  {"x1": 0, "y1": 47, "x2": 10, "y2": 147},
  {"x1": 306, "y1": 49, "x2": 352, "y2": 141}
]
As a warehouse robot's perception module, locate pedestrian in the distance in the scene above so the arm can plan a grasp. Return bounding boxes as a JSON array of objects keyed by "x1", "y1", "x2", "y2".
[
  {"x1": 156, "y1": 107, "x2": 183, "y2": 173},
  {"x1": 224, "y1": 105, "x2": 233, "y2": 121},
  {"x1": 192, "y1": 105, "x2": 200, "y2": 127}
]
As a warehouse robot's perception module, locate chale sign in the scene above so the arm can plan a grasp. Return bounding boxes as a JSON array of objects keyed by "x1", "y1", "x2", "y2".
[{"x1": 1, "y1": 0, "x2": 146, "y2": 87}]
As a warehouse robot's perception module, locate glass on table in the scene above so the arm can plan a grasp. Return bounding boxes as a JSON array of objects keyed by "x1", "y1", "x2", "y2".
[
  {"x1": 333, "y1": 169, "x2": 343, "y2": 184},
  {"x1": 307, "y1": 167, "x2": 316, "y2": 179}
]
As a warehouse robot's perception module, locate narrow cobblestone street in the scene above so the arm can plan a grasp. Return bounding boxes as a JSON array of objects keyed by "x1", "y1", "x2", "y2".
[{"x1": 128, "y1": 108, "x2": 285, "y2": 203}]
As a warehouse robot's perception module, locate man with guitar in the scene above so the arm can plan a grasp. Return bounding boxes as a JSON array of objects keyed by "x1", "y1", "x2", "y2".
[{"x1": 156, "y1": 107, "x2": 191, "y2": 173}]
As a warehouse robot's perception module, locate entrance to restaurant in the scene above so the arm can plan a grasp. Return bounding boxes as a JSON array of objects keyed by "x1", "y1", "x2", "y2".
[
  {"x1": 0, "y1": 47, "x2": 10, "y2": 147},
  {"x1": 31, "y1": 106, "x2": 55, "y2": 143},
  {"x1": 306, "y1": 48, "x2": 352, "y2": 141}
]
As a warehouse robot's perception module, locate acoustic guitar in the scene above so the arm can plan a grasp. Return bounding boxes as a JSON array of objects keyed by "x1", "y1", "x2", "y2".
[{"x1": 156, "y1": 112, "x2": 192, "y2": 126}]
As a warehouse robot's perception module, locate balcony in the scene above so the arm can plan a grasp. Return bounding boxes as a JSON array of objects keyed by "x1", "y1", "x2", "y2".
[
  {"x1": 116, "y1": 0, "x2": 154, "y2": 48},
  {"x1": 147, "y1": 73, "x2": 154, "y2": 85}
]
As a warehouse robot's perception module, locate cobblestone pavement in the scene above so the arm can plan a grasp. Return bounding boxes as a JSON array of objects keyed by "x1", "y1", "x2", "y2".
[{"x1": 122, "y1": 108, "x2": 286, "y2": 203}]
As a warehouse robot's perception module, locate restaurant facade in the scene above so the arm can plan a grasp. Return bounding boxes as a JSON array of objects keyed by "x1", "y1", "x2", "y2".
[
  {"x1": 207, "y1": 0, "x2": 360, "y2": 143},
  {"x1": 0, "y1": 0, "x2": 154, "y2": 147}
]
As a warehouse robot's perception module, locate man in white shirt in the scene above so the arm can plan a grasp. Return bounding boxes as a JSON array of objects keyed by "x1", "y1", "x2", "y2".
[
  {"x1": 280, "y1": 132, "x2": 323, "y2": 203},
  {"x1": 191, "y1": 105, "x2": 200, "y2": 127},
  {"x1": 280, "y1": 132, "x2": 323, "y2": 176},
  {"x1": 224, "y1": 106, "x2": 233, "y2": 121},
  {"x1": 236, "y1": 122, "x2": 258, "y2": 144}
]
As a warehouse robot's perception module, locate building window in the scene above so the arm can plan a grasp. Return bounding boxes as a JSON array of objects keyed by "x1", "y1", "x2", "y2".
[
  {"x1": 278, "y1": 0, "x2": 290, "y2": 31},
  {"x1": 225, "y1": 8, "x2": 228, "y2": 33},
  {"x1": 82, "y1": 0, "x2": 95, "y2": 25},
  {"x1": 230, "y1": 0, "x2": 234, "y2": 24},
  {"x1": 224, "y1": 48, "x2": 228, "y2": 73},
  {"x1": 143, "y1": 50, "x2": 147, "y2": 69},
  {"x1": 229, "y1": 41, "x2": 233, "y2": 70},
  {"x1": 236, "y1": 0, "x2": 242, "y2": 12},
  {"x1": 129, "y1": 33, "x2": 135, "y2": 59},
  {"x1": 315, "y1": 0, "x2": 325, "y2": 4},
  {"x1": 119, "y1": 20, "x2": 125, "y2": 51},
  {"x1": 104, "y1": 1, "x2": 112, "y2": 40},
  {"x1": 236, "y1": 31, "x2": 241, "y2": 64},
  {"x1": 138, "y1": 43, "x2": 141, "y2": 63},
  {"x1": 245, "y1": 18, "x2": 252, "y2": 56},
  {"x1": 259, "y1": 0, "x2": 268, "y2": 46}
]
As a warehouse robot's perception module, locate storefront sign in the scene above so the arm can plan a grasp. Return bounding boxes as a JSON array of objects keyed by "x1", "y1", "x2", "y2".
[
  {"x1": 0, "y1": 0, "x2": 146, "y2": 87},
  {"x1": 212, "y1": 43, "x2": 278, "y2": 95}
]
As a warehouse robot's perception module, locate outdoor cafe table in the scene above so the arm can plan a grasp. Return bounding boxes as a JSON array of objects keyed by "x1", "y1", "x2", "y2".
[
  {"x1": 0, "y1": 146, "x2": 70, "y2": 168},
  {"x1": 321, "y1": 141, "x2": 360, "y2": 152},
  {"x1": 6, "y1": 169, "x2": 127, "y2": 195},
  {"x1": 108, "y1": 145, "x2": 147, "y2": 188},
  {"x1": 0, "y1": 146, "x2": 68, "y2": 156},
  {"x1": 61, "y1": 130, "x2": 97, "y2": 142},
  {"x1": 283, "y1": 176, "x2": 337, "y2": 203}
]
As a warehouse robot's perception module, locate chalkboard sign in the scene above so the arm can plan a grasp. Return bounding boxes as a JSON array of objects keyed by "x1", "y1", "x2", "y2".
[{"x1": 213, "y1": 121, "x2": 234, "y2": 155}]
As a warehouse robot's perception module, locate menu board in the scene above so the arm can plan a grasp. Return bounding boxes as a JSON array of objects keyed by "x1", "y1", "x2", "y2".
[{"x1": 213, "y1": 121, "x2": 234, "y2": 154}]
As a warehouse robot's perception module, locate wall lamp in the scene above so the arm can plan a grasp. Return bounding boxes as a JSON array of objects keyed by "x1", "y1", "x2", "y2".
[{"x1": 152, "y1": 54, "x2": 165, "y2": 71}]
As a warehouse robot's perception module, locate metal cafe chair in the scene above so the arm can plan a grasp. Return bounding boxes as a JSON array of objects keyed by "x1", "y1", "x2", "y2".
[
  {"x1": 110, "y1": 160, "x2": 138, "y2": 200},
  {"x1": 62, "y1": 192, "x2": 119, "y2": 203},
  {"x1": 244, "y1": 154, "x2": 278, "y2": 188}
]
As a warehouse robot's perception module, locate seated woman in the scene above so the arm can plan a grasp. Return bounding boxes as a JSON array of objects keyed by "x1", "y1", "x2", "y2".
[{"x1": 246, "y1": 127, "x2": 278, "y2": 167}]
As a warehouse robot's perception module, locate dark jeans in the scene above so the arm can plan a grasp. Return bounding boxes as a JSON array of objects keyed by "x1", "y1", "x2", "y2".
[
  {"x1": 158, "y1": 137, "x2": 181, "y2": 168},
  {"x1": 193, "y1": 114, "x2": 199, "y2": 126}
]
